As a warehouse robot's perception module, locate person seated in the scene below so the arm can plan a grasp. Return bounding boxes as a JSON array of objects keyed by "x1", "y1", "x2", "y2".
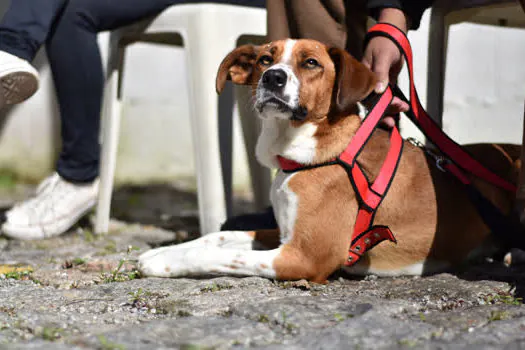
[{"x1": 0, "y1": 0, "x2": 264, "y2": 240}]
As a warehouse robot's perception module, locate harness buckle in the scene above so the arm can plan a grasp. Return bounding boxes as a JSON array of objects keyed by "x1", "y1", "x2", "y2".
[
  {"x1": 435, "y1": 157, "x2": 449, "y2": 172},
  {"x1": 407, "y1": 137, "x2": 450, "y2": 173}
]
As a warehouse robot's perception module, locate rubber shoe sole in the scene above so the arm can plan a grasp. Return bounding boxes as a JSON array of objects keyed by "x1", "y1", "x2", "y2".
[
  {"x1": 1, "y1": 198, "x2": 96, "y2": 240},
  {"x1": 1, "y1": 71, "x2": 39, "y2": 105}
]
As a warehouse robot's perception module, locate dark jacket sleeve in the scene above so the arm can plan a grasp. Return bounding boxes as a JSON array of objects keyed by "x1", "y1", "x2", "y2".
[{"x1": 367, "y1": 0, "x2": 434, "y2": 30}]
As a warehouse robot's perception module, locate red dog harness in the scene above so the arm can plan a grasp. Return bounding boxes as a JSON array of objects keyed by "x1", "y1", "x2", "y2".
[{"x1": 277, "y1": 23, "x2": 517, "y2": 267}]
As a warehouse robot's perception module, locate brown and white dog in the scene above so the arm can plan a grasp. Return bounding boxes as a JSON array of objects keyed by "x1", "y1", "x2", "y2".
[{"x1": 138, "y1": 39, "x2": 520, "y2": 283}]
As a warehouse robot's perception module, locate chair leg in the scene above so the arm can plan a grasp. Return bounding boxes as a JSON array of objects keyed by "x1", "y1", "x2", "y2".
[
  {"x1": 235, "y1": 84, "x2": 272, "y2": 210},
  {"x1": 94, "y1": 36, "x2": 123, "y2": 235},
  {"x1": 516, "y1": 101, "x2": 525, "y2": 224},
  {"x1": 218, "y1": 82, "x2": 235, "y2": 217},
  {"x1": 426, "y1": 7, "x2": 449, "y2": 128},
  {"x1": 183, "y1": 25, "x2": 231, "y2": 234}
]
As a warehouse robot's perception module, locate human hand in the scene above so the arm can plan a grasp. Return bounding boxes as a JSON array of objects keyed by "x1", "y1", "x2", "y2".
[{"x1": 362, "y1": 8, "x2": 411, "y2": 126}]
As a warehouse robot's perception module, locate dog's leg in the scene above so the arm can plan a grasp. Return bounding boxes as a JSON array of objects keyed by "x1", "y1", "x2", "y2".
[
  {"x1": 139, "y1": 234, "x2": 331, "y2": 282},
  {"x1": 138, "y1": 230, "x2": 283, "y2": 278},
  {"x1": 139, "y1": 229, "x2": 280, "y2": 261},
  {"x1": 138, "y1": 244, "x2": 282, "y2": 278}
]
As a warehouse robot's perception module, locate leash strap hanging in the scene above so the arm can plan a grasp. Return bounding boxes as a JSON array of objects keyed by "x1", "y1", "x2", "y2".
[
  {"x1": 366, "y1": 23, "x2": 517, "y2": 193},
  {"x1": 365, "y1": 23, "x2": 525, "y2": 249}
]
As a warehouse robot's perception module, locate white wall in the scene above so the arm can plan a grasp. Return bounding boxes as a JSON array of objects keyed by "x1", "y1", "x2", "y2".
[
  {"x1": 0, "y1": 8, "x2": 524, "y2": 190},
  {"x1": 400, "y1": 11, "x2": 525, "y2": 145}
]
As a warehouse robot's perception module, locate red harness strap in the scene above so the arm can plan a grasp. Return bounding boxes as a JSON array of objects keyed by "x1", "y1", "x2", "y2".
[
  {"x1": 367, "y1": 23, "x2": 517, "y2": 193},
  {"x1": 277, "y1": 87, "x2": 400, "y2": 267}
]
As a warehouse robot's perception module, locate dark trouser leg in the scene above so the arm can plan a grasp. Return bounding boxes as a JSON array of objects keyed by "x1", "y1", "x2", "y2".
[
  {"x1": 343, "y1": 0, "x2": 368, "y2": 60},
  {"x1": 48, "y1": 0, "x2": 190, "y2": 183},
  {"x1": 49, "y1": 0, "x2": 265, "y2": 183},
  {"x1": 0, "y1": 0, "x2": 66, "y2": 61}
]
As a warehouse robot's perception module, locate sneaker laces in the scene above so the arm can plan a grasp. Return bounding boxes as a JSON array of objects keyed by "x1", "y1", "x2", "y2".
[{"x1": 10, "y1": 173, "x2": 78, "y2": 222}]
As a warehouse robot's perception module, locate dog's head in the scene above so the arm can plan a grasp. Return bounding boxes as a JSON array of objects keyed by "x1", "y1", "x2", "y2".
[{"x1": 216, "y1": 39, "x2": 377, "y2": 122}]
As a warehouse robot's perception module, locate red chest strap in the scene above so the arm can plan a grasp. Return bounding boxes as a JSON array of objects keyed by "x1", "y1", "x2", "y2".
[{"x1": 277, "y1": 87, "x2": 400, "y2": 267}]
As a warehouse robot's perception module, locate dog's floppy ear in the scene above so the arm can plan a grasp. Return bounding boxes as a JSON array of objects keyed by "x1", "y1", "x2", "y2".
[
  {"x1": 328, "y1": 47, "x2": 377, "y2": 116},
  {"x1": 216, "y1": 44, "x2": 260, "y2": 94}
]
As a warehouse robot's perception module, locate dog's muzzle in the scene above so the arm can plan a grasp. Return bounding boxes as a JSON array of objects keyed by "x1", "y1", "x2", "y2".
[
  {"x1": 256, "y1": 69, "x2": 308, "y2": 121},
  {"x1": 262, "y1": 69, "x2": 287, "y2": 92}
]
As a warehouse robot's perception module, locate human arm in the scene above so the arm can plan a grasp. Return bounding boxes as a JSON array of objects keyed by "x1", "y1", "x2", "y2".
[
  {"x1": 367, "y1": 0, "x2": 434, "y2": 30},
  {"x1": 362, "y1": 2, "x2": 433, "y2": 121}
]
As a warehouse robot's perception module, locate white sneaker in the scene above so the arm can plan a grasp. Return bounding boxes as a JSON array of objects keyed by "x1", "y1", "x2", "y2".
[
  {"x1": 1, "y1": 173, "x2": 99, "y2": 240},
  {"x1": 0, "y1": 50, "x2": 39, "y2": 106}
]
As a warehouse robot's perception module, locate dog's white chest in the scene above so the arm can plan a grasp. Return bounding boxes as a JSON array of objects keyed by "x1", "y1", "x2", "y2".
[{"x1": 271, "y1": 171, "x2": 299, "y2": 244}]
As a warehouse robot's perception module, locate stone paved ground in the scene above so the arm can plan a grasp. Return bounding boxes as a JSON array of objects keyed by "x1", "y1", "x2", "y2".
[{"x1": 1, "y1": 184, "x2": 525, "y2": 349}]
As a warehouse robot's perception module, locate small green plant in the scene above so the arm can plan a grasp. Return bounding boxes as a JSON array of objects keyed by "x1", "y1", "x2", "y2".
[
  {"x1": 333, "y1": 313, "x2": 354, "y2": 322},
  {"x1": 4, "y1": 270, "x2": 32, "y2": 280},
  {"x1": 97, "y1": 245, "x2": 141, "y2": 283},
  {"x1": 83, "y1": 229, "x2": 96, "y2": 243},
  {"x1": 72, "y1": 257, "x2": 87, "y2": 265},
  {"x1": 62, "y1": 257, "x2": 87, "y2": 269},
  {"x1": 398, "y1": 339, "x2": 418, "y2": 347},
  {"x1": 97, "y1": 335, "x2": 126, "y2": 350},
  {"x1": 179, "y1": 345, "x2": 214, "y2": 350},
  {"x1": 0, "y1": 172, "x2": 17, "y2": 190},
  {"x1": 126, "y1": 288, "x2": 169, "y2": 312},
  {"x1": 200, "y1": 283, "x2": 219, "y2": 293},
  {"x1": 258, "y1": 314, "x2": 270, "y2": 323},
  {"x1": 334, "y1": 313, "x2": 345, "y2": 322},
  {"x1": 488, "y1": 310, "x2": 509, "y2": 322},
  {"x1": 98, "y1": 258, "x2": 140, "y2": 283},
  {"x1": 480, "y1": 292, "x2": 522, "y2": 306},
  {"x1": 200, "y1": 282, "x2": 232, "y2": 293},
  {"x1": 495, "y1": 295, "x2": 522, "y2": 305},
  {"x1": 177, "y1": 310, "x2": 192, "y2": 317},
  {"x1": 41, "y1": 327, "x2": 64, "y2": 341},
  {"x1": 281, "y1": 311, "x2": 296, "y2": 333},
  {"x1": 128, "y1": 288, "x2": 153, "y2": 308}
]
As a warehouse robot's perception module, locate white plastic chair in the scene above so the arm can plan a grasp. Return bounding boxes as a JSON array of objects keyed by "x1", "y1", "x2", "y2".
[
  {"x1": 94, "y1": 3, "x2": 271, "y2": 235},
  {"x1": 427, "y1": 0, "x2": 525, "y2": 126}
]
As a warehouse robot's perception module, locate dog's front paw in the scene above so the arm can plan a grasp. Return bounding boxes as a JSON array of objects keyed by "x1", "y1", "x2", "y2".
[{"x1": 138, "y1": 246, "x2": 186, "y2": 278}]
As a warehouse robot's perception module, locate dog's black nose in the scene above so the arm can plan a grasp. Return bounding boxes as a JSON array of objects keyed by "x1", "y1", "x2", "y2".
[{"x1": 262, "y1": 69, "x2": 287, "y2": 91}]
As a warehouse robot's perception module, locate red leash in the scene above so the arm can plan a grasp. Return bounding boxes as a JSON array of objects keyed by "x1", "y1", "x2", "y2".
[
  {"x1": 367, "y1": 23, "x2": 517, "y2": 193},
  {"x1": 368, "y1": 23, "x2": 525, "y2": 251},
  {"x1": 277, "y1": 23, "x2": 520, "y2": 267}
]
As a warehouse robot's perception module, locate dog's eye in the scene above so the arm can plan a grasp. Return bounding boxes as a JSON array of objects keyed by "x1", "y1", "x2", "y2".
[
  {"x1": 258, "y1": 55, "x2": 273, "y2": 66},
  {"x1": 303, "y1": 58, "x2": 320, "y2": 69}
]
